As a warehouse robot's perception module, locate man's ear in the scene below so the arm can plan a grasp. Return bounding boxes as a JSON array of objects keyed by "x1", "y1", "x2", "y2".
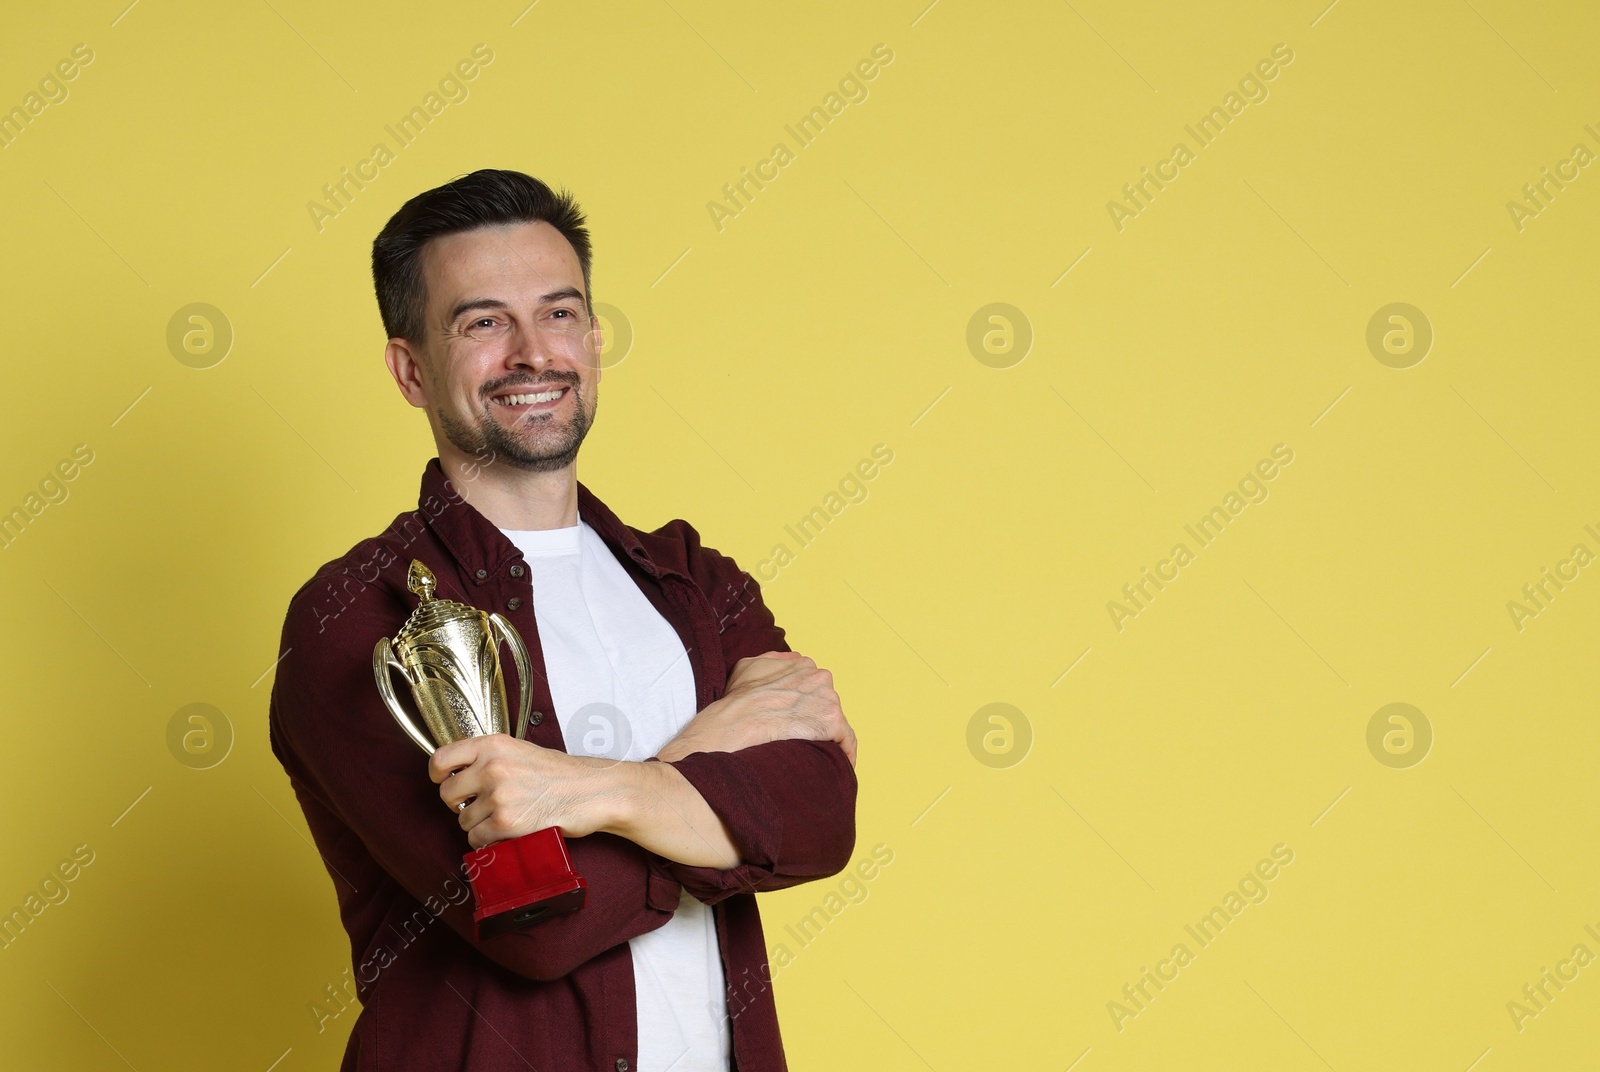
[{"x1": 385, "y1": 337, "x2": 431, "y2": 409}]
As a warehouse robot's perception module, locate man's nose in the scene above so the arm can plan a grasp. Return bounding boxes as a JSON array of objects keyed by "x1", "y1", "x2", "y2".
[{"x1": 503, "y1": 325, "x2": 552, "y2": 370}]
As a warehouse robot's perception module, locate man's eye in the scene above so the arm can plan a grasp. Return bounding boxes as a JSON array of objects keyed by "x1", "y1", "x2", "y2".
[
  {"x1": 550, "y1": 309, "x2": 571, "y2": 319},
  {"x1": 474, "y1": 318, "x2": 496, "y2": 328}
]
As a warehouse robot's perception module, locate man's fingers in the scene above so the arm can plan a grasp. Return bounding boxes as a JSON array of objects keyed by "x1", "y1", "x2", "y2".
[
  {"x1": 840, "y1": 724, "x2": 859, "y2": 768},
  {"x1": 455, "y1": 795, "x2": 482, "y2": 830},
  {"x1": 734, "y1": 651, "x2": 799, "y2": 669},
  {"x1": 825, "y1": 710, "x2": 856, "y2": 767},
  {"x1": 428, "y1": 739, "x2": 479, "y2": 784},
  {"x1": 440, "y1": 765, "x2": 484, "y2": 811},
  {"x1": 730, "y1": 651, "x2": 803, "y2": 683},
  {"x1": 428, "y1": 732, "x2": 527, "y2": 784},
  {"x1": 735, "y1": 651, "x2": 810, "y2": 673}
]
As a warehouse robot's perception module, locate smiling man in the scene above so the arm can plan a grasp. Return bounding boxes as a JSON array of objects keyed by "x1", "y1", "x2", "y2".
[{"x1": 268, "y1": 169, "x2": 859, "y2": 1072}]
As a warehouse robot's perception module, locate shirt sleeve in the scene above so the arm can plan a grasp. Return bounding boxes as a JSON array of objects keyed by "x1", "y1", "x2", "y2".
[
  {"x1": 658, "y1": 740, "x2": 857, "y2": 904},
  {"x1": 647, "y1": 520, "x2": 860, "y2": 903},
  {"x1": 268, "y1": 570, "x2": 682, "y2": 983}
]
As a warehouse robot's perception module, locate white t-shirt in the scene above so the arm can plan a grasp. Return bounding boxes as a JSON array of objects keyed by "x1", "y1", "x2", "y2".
[{"x1": 500, "y1": 520, "x2": 731, "y2": 1072}]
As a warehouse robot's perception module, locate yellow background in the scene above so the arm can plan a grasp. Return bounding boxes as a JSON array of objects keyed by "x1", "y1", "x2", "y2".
[{"x1": 2, "y1": 0, "x2": 1596, "y2": 1068}]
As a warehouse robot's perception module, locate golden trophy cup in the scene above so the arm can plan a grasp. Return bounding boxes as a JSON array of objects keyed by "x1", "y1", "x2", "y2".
[{"x1": 373, "y1": 559, "x2": 587, "y2": 938}]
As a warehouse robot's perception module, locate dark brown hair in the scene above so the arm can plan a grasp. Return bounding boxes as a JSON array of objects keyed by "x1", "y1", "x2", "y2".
[{"x1": 371, "y1": 169, "x2": 592, "y2": 344}]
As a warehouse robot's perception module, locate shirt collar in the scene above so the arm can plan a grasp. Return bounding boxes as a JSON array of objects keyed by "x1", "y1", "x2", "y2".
[{"x1": 417, "y1": 458, "x2": 687, "y2": 586}]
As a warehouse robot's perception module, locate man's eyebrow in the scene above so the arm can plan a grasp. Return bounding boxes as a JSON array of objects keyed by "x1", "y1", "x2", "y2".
[
  {"x1": 446, "y1": 289, "x2": 587, "y2": 325},
  {"x1": 447, "y1": 298, "x2": 510, "y2": 324},
  {"x1": 539, "y1": 287, "x2": 586, "y2": 306}
]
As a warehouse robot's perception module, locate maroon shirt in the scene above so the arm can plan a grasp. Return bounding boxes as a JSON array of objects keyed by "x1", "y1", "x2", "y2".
[{"x1": 268, "y1": 459, "x2": 857, "y2": 1071}]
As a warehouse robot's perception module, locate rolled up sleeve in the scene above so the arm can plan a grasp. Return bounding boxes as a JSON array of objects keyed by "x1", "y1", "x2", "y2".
[
  {"x1": 658, "y1": 739, "x2": 857, "y2": 904},
  {"x1": 652, "y1": 519, "x2": 861, "y2": 903}
]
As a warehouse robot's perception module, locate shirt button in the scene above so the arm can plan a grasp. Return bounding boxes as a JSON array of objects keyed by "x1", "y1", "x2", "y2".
[
  {"x1": 475, "y1": 568, "x2": 488, "y2": 579},
  {"x1": 506, "y1": 597, "x2": 523, "y2": 611},
  {"x1": 509, "y1": 563, "x2": 525, "y2": 578},
  {"x1": 615, "y1": 1060, "x2": 629, "y2": 1072},
  {"x1": 530, "y1": 710, "x2": 543, "y2": 726}
]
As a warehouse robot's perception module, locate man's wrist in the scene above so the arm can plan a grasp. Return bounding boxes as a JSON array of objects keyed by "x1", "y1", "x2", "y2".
[
  {"x1": 655, "y1": 693, "x2": 763, "y2": 763},
  {"x1": 586, "y1": 758, "x2": 654, "y2": 842}
]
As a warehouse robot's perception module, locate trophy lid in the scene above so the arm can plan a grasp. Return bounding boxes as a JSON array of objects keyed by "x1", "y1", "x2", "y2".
[
  {"x1": 407, "y1": 559, "x2": 437, "y2": 600},
  {"x1": 395, "y1": 559, "x2": 483, "y2": 638}
]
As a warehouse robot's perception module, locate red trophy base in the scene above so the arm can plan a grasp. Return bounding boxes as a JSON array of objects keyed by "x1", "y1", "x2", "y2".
[{"x1": 465, "y1": 826, "x2": 587, "y2": 939}]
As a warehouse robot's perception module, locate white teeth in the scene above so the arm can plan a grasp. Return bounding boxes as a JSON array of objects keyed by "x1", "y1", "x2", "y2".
[{"x1": 496, "y1": 388, "x2": 565, "y2": 406}]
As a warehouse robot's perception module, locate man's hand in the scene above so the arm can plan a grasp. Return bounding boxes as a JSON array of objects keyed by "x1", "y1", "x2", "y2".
[
  {"x1": 431, "y1": 734, "x2": 621, "y2": 849},
  {"x1": 429, "y1": 733, "x2": 742, "y2": 867},
  {"x1": 656, "y1": 651, "x2": 858, "y2": 767}
]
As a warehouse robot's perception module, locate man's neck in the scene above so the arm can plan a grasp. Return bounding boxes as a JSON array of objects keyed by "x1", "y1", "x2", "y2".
[{"x1": 441, "y1": 450, "x2": 580, "y2": 531}]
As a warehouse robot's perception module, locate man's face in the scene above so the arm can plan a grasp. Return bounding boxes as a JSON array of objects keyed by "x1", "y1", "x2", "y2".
[{"x1": 414, "y1": 221, "x2": 599, "y2": 473}]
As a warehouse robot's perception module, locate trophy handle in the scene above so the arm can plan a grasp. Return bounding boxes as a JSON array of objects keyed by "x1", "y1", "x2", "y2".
[
  {"x1": 488, "y1": 613, "x2": 534, "y2": 742},
  {"x1": 373, "y1": 638, "x2": 438, "y2": 755}
]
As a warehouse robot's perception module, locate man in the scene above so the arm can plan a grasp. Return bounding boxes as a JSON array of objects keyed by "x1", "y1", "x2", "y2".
[{"x1": 268, "y1": 169, "x2": 859, "y2": 1072}]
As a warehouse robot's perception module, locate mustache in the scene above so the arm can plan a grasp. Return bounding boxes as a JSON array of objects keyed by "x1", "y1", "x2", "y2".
[{"x1": 478, "y1": 370, "x2": 580, "y2": 401}]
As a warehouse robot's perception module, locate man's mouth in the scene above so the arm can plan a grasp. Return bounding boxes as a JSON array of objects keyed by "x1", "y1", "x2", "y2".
[{"x1": 489, "y1": 386, "x2": 569, "y2": 410}]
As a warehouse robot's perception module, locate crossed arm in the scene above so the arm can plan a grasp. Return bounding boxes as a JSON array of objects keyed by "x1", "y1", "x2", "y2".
[
  {"x1": 431, "y1": 649, "x2": 859, "y2": 870},
  {"x1": 273, "y1": 545, "x2": 858, "y2": 983}
]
